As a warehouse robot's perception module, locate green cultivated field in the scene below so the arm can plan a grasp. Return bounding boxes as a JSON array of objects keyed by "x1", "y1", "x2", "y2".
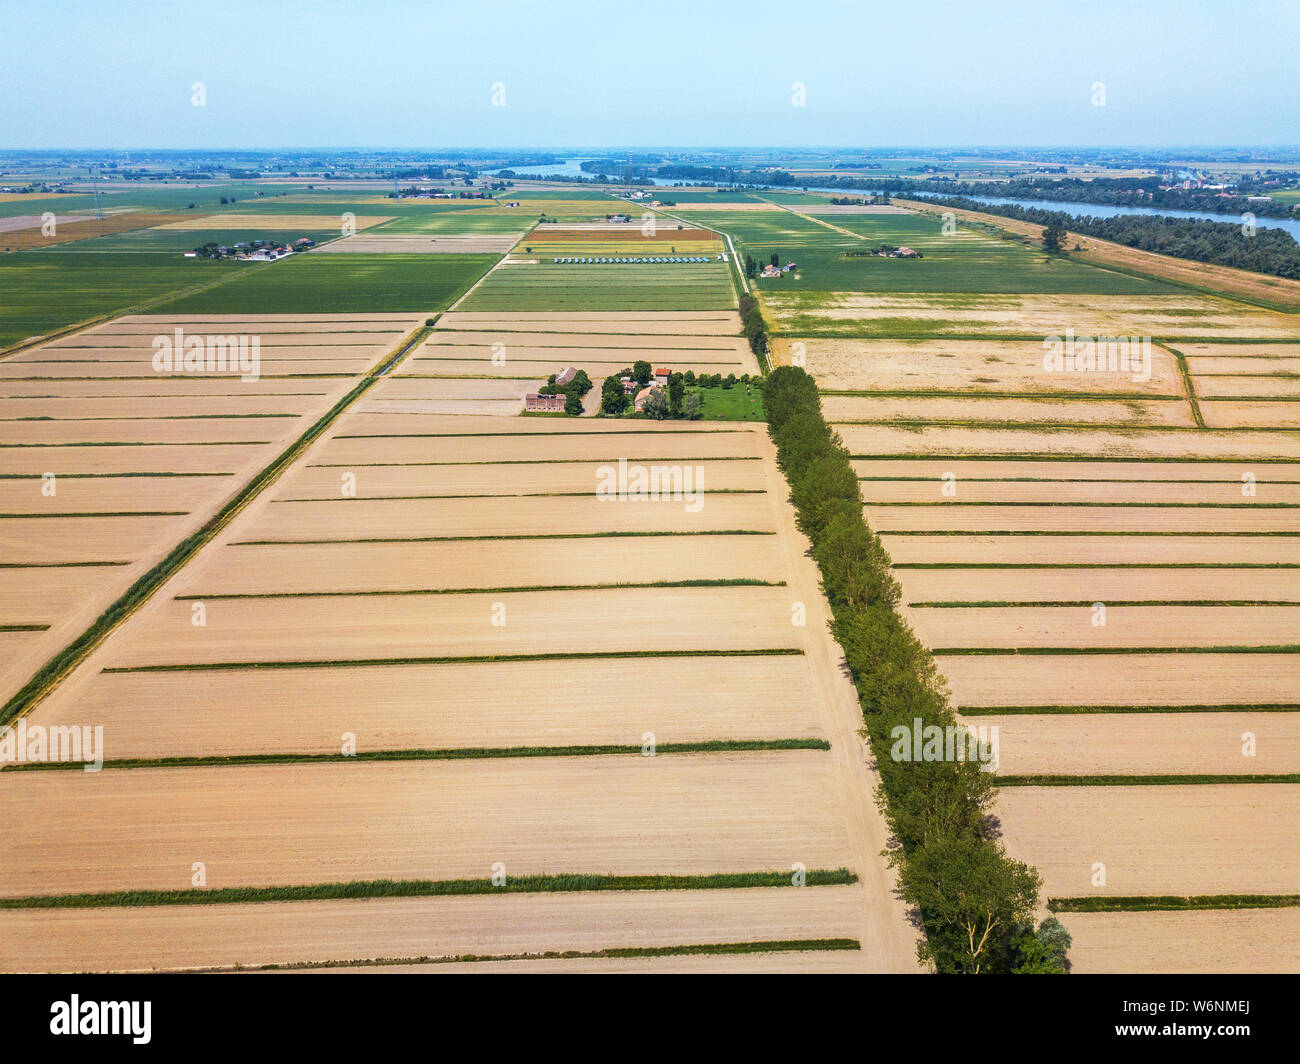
[
  {"x1": 692, "y1": 207, "x2": 1178, "y2": 296},
  {"x1": 375, "y1": 210, "x2": 536, "y2": 234},
  {"x1": 0, "y1": 252, "x2": 246, "y2": 348},
  {"x1": 459, "y1": 260, "x2": 735, "y2": 311},
  {"x1": 42, "y1": 227, "x2": 340, "y2": 253},
  {"x1": 148, "y1": 253, "x2": 497, "y2": 314}
]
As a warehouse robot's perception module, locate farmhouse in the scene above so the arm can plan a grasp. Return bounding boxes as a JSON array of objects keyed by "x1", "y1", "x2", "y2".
[
  {"x1": 634, "y1": 385, "x2": 662, "y2": 412},
  {"x1": 555, "y1": 366, "x2": 577, "y2": 387},
  {"x1": 654, "y1": 366, "x2": 670, "y2": 386},
  {"x1": 621, "y1": 377, "x2": 637, "y2": 394},
  {"x1": 525, "y1": 393, "x2": 566, "y2": 413}
]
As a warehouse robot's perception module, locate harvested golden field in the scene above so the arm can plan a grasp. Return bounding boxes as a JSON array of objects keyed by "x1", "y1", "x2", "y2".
[
  {"x1": 1200, "y1": 399, "x2": 1300, "y2": 429},
  {"x1": 904, "y1": 603, "x2": 1300, "y2": 649},
  {"x1": 900, "y1": 565, "x2": 1300, "y2": 603},
  {"x1": 975, "y1": 712, "x2": 1300, "y2": 776},
  {"x1": 853, "y1": 457, "x2": 1300, "y2": 482},
  {"x1": 1194, "y1": 375, "x2": 1300, "y2": 398},
  {"x1": 1062, "y1": 910, "x2": 1300, "y2": 974},
  {"x1": 937, "y1": 652, "x2": 1300, "y2": 709},
  {"x1": 107, "y1": 585, "x2": 801, "y2": 666},
  {"x1": 824, "y1": 395, "x2": 1195, "y2": 427},
  {"x1": 866, "y1": 504, "x2": 1300, "y2": 532},
  {"x1": 765, "y1": 291, "x2": 1300, "y2": 338},
  {"x1": 166, "y1": 531, "x2": 781, "y2": 595},
  {"x1": 883, "y1": 532, "x2": 1300, "y2": 566},
  {"x1": 838, "y1": 423, "x2": 1300, "y2": 460},
  {"x1": 771, "y1": 337, "x2": 1182, "y2": 394},
  {"x1": 319, "y1": 429, "x2": 763, "y2": 465},
  {"x1": 272, "y1": 456, "x2": 767, "y2": 498},
  {"x1": 996, "y1": 785, "x2": 1300, "y2": 896},
  {"x1": 861, "y1": 479, "x2": 1300, "y2": 504},
  {"x1": 0, "y1": 752, "x2": 851, "y2": 895},
  {"x1": 0, "y1": 311, "x2": 421, "y2": 705},
  {"x1": 0, "y1": 886, "x2": 877, "y2": 974},
  {"x1": 30, "y1": 654, "x2": 819, "y2": 759}
]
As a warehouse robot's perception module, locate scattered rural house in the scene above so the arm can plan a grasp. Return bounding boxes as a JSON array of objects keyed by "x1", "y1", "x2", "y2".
[
  {"x1": 761, "y1": 265, "x2": 782, "y2": 278},
  {"x1": 525, "y1": 393, "x2": 566, "y2": 413},
  {"x1": 654, "y1": 366, "x2": 670, "y2": 386},
  {"x1": 621, "y1": 377, "x2": 637, "y2": 394},
  {"x1": 555, "y1": 366, "x2": 577, "y2": 387},
  {"x1": 634, "y1": 385, "x2": 663, "y2": 412}
]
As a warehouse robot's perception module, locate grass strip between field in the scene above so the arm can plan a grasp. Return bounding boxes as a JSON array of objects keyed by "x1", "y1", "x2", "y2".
[
  {"x1": 234, "y1": 939, "x2": 860, "y2": 972},
  {"x1": 997, "y1": 773, "x2": 1300, "y2": 786},
  {"x1": 0, "y1": 321, "x2": 436, "y2": 729},
  {"x1": 102, "y1": 648, "x2": 804, "y2": 674},
  {"x1": 912, "y1": 599, "x2": 1300, "y2": 607},
  {"x1": 959, "y1": 703, "x2": 1300, "y2": 715},
  {"x1": 1048, "y1": 895, "x2": 1300, "y2": 913},
  {"x1": 173, "y1": 578, "x2": 784, "y2": 600},
  {"x1": 0, "y1": 870, "x2": 859, "y2": 910},
  {"x1": 232, "y1": 529, "x2": 775, "y2": 545},
  {"x1": 0, "y1": 738, "x2": 829, "y2": 773}
]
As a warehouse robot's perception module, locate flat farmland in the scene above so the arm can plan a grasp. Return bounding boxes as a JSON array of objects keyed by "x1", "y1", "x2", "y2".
[
  {"x1": 763, "y1": 290, "x2": 1300, "y2": 338},
  {"x1": 996, "y1": 785, "x2": 1300, "y2": 896},
  {"x1": 315, "y1": 233, "x2": 521, "y2": 254},
  {"x1": 271, "y1": 456, "x2": 767, "y2": 498},
  {"x1": 939, "y1": 652, "x2": 1300, "y2": 709},
  {"x1": 241, "y1": 493, "x2": 775, "y2": 539},
  {"x1": 166, "y1": 530, "x2": 780, "y2": 594},
  {"x1": 824, "y1": 395, "x2": 1195, "y2": 428},
  {"x1": 0, "y1": 253, "x2": 246, "y2": 349},
  {"x1": 724, "y1": 189, "x2": 1300, "y2": 972},
  {"x1": 883, "y1": 533, "x2": 1300, "y2": 565},
  {"x1": 30, "y1": 654, "x2": 818, "y2": 759},
  {"x1": 839, "y1": 424, "x2": 1300, "y2": 460},
  {"x1": 147, "y1": 254, "x2": 497, "y2": 314},
  {"x1": 0, "y1": 403, "x2": 919, "y2": 972},
  {"x1": 729, "y1": 206, "x2": 1177, "y2": 296},
  {"x1": 1060, "y1": 910, "x2": 1300, "y2": 974},
  {"x1": 458, "y1": 258, "x2": 735, "y2": 312},
  {"x1": 0, "y1": 753, "x2": 851, "y2": 895},
  {"x1": 155, "y1": 213, "x2": 392, "y2": 231},
  {"x1": 0, "y1": 886, "x2": 872, "y2": 974},
  {"x1": 977, "y1": 713, "x2": 1300, "y2": 775},
  {"x1": 770, "y1": 337, "x2": 1183, "y2": 395},
  {"x1": 0, "y1": 311, "x2": 422, "y2": 708},
  {"x1": 105, "y1": 585, "x2": 801, "y2": 666}
]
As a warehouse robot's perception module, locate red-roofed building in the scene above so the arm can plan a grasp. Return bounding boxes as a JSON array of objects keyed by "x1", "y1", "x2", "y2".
[{"x1": 654, "y1": 367, "x2": 670, "y2": 386}]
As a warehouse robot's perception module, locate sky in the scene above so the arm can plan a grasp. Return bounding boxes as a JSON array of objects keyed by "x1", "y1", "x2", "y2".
[{"x1": 1, "y1": 0, "x2": 1297, "y2": 149}]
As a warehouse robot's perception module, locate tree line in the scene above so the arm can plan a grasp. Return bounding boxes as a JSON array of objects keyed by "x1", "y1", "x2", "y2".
[{"x1": 764, "y1": 365, "x2": 1071, "y2": 974}]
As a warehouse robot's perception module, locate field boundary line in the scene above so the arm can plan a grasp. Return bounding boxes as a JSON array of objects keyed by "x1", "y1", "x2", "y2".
[
  {"x1": 0, "y1": 870, "x2": 859, "y2": 910},
  {"x1": 1159, "y1": 340, "x2": 1207, "y2": 427},
  {"x1": 0, "y1": 738, "x2": 830, "y2": 773}
]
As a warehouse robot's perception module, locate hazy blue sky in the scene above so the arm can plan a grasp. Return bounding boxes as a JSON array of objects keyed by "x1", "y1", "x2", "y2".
[{"x1": 2, "y1": 0, "x2": 1296, "y2": 148}]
